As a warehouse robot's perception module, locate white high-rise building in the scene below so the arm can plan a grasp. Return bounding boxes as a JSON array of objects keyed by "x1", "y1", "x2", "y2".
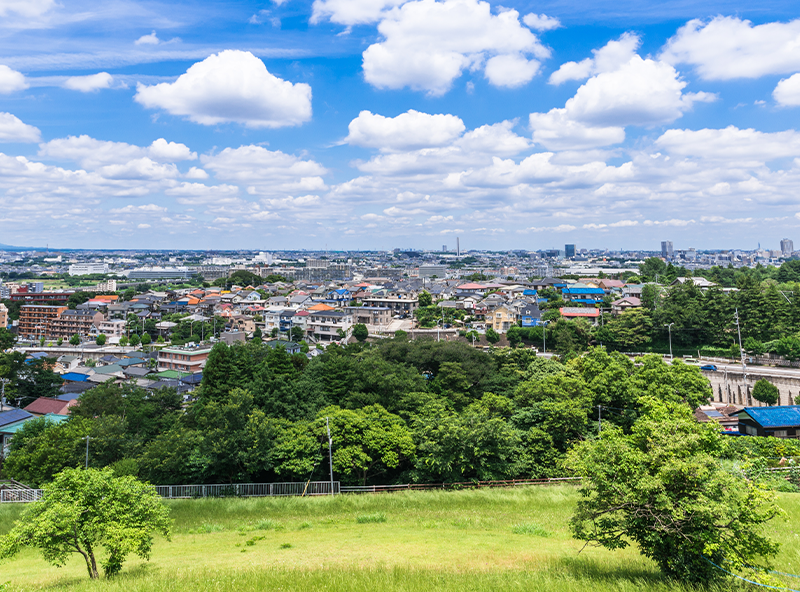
[
  {"x1": 781, "y1": 238, "x2": 794, "y2": 256},
  {"x1": 661, "y1": 241, "x2": 673, "y2": 259},
  {"x1": 69, "y1": 263, "x2": 109, "y2": 276}
]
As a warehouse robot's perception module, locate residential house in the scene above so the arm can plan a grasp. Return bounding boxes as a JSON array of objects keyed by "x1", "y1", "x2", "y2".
[
  {"x1": 345, "y1": 306, "x2": 392, "y2": 327},
  {"x1": 157, "y1": 345, "x2": 213, "y2": 373},
  {"x1": 487, "y1": 305, "x2": 518, "y2": 333},
  {"x1": 362, "y1": 294, "x2": 419, "y2": 316},
  {"x1": 0, "y1": 302, "x2": 8, "y2": 328},
  {"x1": 23, "y1": 397, "x2": 75, "y2": 416},
  {"x1": 560, "y1": 307, "x2": 600, "y2": 324},
  {"x1": 520, "y1": 304, "x2": 542, "y2": 327},
  {"x1": 265, "y1": 340, "x2": 302, "y2": 355},
  {"x1": 308, "y1": 310, "x2": 354, "y2": 342},
  {"x1": 561, "y1": 285, "x2": 605, "y2": 306},
  {"x1": 97, "y1": 319, "x2": 126, "y2": 341},
  {"x1": 738, "y1": 406, "x2": 800, "y2": 438},
  {"x1": 611, "y1": 297, "x2": 642, "y2": 315}
]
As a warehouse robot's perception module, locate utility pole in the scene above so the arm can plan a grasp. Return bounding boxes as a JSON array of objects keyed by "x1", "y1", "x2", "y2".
[
  {"x1": 665, "y1": 322, "x2": 674, "y2": 360},
  {"x1": 734, "y1": 308, "x2": 747, "y2": 384},
  {"x1": 598, "y1": 405, "x2": 602, "y2": 438},
  {"x1": 326, "y1": 417, "x2": 334, "y2": 496},
  {"x1": 84, "y1": 436, "x2": 91, "y2": 468}
]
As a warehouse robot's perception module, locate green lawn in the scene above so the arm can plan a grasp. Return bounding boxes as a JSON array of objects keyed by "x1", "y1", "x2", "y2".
[{"x1": 1, "y1": 485, "x2": 799, "y2": 591}]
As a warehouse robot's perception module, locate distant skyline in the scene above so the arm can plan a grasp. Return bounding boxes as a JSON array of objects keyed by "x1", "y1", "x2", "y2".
[{"x1": 0, "y1": 0, "x2": 799, "y2": 251}]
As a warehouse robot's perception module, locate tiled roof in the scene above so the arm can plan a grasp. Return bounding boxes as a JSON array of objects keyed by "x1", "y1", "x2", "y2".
[
  {"x1": 560, "y1": 307, "x2": 600, "y2": 317},
  {"x1": 0, "y1": 408, "x2": 33, "y2": 428}
]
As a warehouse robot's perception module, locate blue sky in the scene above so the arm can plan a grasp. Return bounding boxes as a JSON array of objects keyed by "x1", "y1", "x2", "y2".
[{"x1": 1, "y1": 0, "x2": 800, "y2": 252}]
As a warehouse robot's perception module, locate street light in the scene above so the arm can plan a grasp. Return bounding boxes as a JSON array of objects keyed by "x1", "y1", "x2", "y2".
[
  {"x1": 541, "y1": 320, "x2": 550, "y2": 354},
  {"x1": 665, "y1": 322, "x2": 675, "y2": 360}
]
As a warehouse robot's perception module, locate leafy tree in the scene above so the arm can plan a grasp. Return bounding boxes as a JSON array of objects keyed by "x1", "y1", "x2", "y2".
[
  {"x1": 119, "y1": 335, "x2": 129, "y2": 347},
  {"x1": 394, "y1": 329, "x2": 408, "y2": 340},
  {"x1": 352, "y1": 323, "x2": 369, "y2": 342},
  {"x1": 252, "y1": 326, "x2": 262, "y2": 342},
  {"x1": 140, "y1": 333, "x2": 151, "y2": 345},
  {"x1": 744, "y1": 336, "x2": 765, "y2": 355},
  {"x1": 271, "y1": 328, "x2": 279, "y2": 338},
  {"x1": 290, "y1": 326, "x2": 304, "y2": 341},
  {"x1": 129, "y1": 334, "x2": 141, "y2": 347},
  {"x1": 506, "y1": 325, "x2": 522, "y2": 347},
  {"x1": 567, "y1": 399, "x2": 782, "y2": 585},
  {"x1": 752, "y1": 379, "x2": 779, "y2": 406},
  {"x1": 95, "y1": 334, "x2": 106, "y2": 346},
  {"x1": 227, "y1": 270, "x2": 263, "y2": 288},
  {"x1": 638, "y1": 257, "x2": 668, "y2": 283},
  {"x1": 321, "y1": 405, "x2": 415, "y2": 485},
  {"x1": 69, "y1": 334, "x2": 80, "y2": 346},
  {"x1": 0, "y1": 467, "x2": 171, "y2": 579},
  {"x1": 121, "y1": 288, "x2": 135, "y2": 301},
  {"x1": 418, "y1": 291, "x2": 433, "y2": 307},
  {"x1": 485, "y1": 327, "x2": 500, "y2": 344},
  {"x1": 0, "y1": 327, "x2": 15, "y2": 350},
  {"x1": 594, "y1": 308, "x2": 653, "y2": 350}
]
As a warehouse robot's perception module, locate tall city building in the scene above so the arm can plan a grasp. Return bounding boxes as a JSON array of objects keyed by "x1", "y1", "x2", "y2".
[
  {"x1": 661, "y1": 241, "x2": 674, "y2": 259},
  {"x1": 565, "y1": 244, "x2": 575, "y2": 258},
  {"x1": 781, "y1": 238, "x2": 794, "y2": 256}
]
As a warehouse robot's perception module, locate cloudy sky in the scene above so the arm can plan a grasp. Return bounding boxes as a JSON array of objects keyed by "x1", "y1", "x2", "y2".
[{"x1": 0, "y1": 0, "x2": 800, "y2": 251}]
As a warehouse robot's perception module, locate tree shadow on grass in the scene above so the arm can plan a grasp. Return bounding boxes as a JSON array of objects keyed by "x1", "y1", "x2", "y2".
[
  {"x1": 42, "y1": 562, "x2": 156, "y2": 589},
  {"x1": 554, "y1": 555, "x2": 668, "y2": 587}
]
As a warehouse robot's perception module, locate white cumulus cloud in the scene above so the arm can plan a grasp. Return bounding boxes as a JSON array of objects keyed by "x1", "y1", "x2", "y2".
[
  {"x1": 530, "y1": 109, "x2": 625, "y2": 150},
  {"x1": 522, "y1": 13, "x2": 561, "y2": 32},
  {"x1": 774, "y1": 74, "x2": 800, "y2": 107},
  {"x1": 345, "y1": 109, "x2": 465, "y2": 151},
  {"x1": 135, "y1": 31, "x2": 160, "y2": 45},
  {"x1": 134, "y1": 50, "x2": 312, "y2": 128},
  {"x1": 661, "y1": 16, "x2": 800, "y2": 80},
  {"x1": 62, "y1": 72, "x2": 114, "y2": 92},
  {"x1": 311, "y1": 0, "x2": 407, "y2": 25},
  {"x1": 38, "y1": 135, "x2": 196, "y2": 169},
  {"x1": 0, "y1": 113, "x2": 40, "y2": 143},
  {"x1": 362, "y1": 0, "x2": 550, "y2": 95},
  {"x1": 484, "y1": 54, "x2": 540, "y2": 88},
  {"x1": 0, "y1": 65, "x2": 27, "y2": 94},
  {"x1": 549, "y1": 32, "x2": 640, "y2": 85},
  {"x1": 655, "y1": 126, "x2": 800, "y2": 162}
]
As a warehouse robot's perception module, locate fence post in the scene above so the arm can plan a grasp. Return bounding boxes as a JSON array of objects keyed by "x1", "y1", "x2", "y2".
[{"x1": 203, "y1": 485, "x2": 207, "y2": 498}]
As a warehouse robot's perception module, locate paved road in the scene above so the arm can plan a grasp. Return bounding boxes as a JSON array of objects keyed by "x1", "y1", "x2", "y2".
[{"x1": 697, "y1": 361, "x2": 800, "y2": 379}]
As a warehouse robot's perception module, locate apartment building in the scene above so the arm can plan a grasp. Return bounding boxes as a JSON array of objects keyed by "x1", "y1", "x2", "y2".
[
  {"x1": 361, "y1": 295, "x2": 419, "y2": 315},
  {"x1": 48, "y1": 309, "x2": 105, "y2": 340},
  {"x1": 157, "y1": 346, "x2": 213, "y2": 373},
  {"x1": 18, "y1": 305, "x2": 68, "y2": 340},
  {"x1": 344, "y1": 306, "x2": 392, "y2": 327},
  {"x1": 0, "y1": 303, "x2": 7, "y2": 329}
]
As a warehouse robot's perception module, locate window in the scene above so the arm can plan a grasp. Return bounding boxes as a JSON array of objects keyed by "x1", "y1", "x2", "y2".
[
  {"x1": 773, "y1": 430, "x2": 788, "y2": 438},
  {"x1": 744, "y1": 424, "x2": 758, "y2": 436}
]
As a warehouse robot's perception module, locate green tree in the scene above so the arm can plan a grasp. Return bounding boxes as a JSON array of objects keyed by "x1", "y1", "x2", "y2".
[
  {"x1": 352, "y1": 323, "x2": 369, "y2": 342},
  {"x1": 0, "y1": 327, "x2": 16, "y2": 350},
  {"x1": 506, "y1": 325, "x2": 522, "y2": 347},
  {"x1": 119, "y1": 335, "x2": 129, "y2": 347},
  {"x1": 567, "y1": 399, "x2": 782, "y2": 584},
  {"x1": 752, "y1": 378, "x2": 779, "y2": 406},
  {"x1": 140, "y1": 333, "x2": 152, "y2": 345},
  {"x1": 594, "y1": 308, "x2": 653, "y2": 350},
  {"x1": 485, "y1": 327, "x2": 500, "y2": 344},
  {"x1": 0, "y1": 467, "x2": 171, "y2": 579},
  {"x1": 418, "y1": 291, "x2": 433, "y2": 307},
  {"x1": 290, "y1": 326, "x2": 304, "y2": 341},
  {"x1": 95, "y1": 334, "x2": 107, "y2": 346},
  {"x1": 69, "y1": 334, "x2": 80, "y2": 346},
  {"x1": 252, "y1": 326, "x2": 262, "y2": 342},
  {"x1": 271, "y1": 328, "x2": 279, "y2": 338},
  {"x1": 129, "y1": 334, "x2": 141, "y2": 347}
]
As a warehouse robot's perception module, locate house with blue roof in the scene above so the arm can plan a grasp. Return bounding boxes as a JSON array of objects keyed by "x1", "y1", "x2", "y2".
[
  {"x1": 561, "y1": 286, "x2": 605, "y2": 305},
  {"x1": 737, "y1": 406, "x2": 800, "y2": 438}
]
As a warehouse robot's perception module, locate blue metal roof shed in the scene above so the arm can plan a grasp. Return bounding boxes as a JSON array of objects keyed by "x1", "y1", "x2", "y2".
[{"x1": 738, "y1": 406, "x2": 800, "y2": 437}]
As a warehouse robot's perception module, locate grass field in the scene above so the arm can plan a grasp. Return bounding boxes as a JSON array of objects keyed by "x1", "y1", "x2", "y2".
[{"x1": 1, "y1": 485, "x2": 800, "y2": 591}]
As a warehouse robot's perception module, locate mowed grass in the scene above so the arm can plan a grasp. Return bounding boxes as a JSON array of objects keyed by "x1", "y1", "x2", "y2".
[{"x1": 0, "y1": 485, "x2": 800, "y2": 591}]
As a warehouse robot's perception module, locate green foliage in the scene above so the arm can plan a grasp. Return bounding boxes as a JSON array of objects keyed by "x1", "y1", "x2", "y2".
[
  {"x1": 567, "y1": 399, "x2": 782, "y2": 584},
  {"x1": 356, "y1": 513, "x2": 387, "y2": 523},
  {"x1": 485, "y1": 327, "x2": 500, "y2": 344},
  {"x1": 129, "y1": 334, "x2": 141, "y2": 347},
  {"x1": 141, "y1": 333, "x2": 152, "y2": 345},
  {"x1": 418, "y1": 291, "x2": 433, "y2": 307},
  {"x1": 119, "y1": 335, "x2": 128, "y2": 347},
  {"x1": 69, "y1": 333, "x2": 80, "y2": 346},
  {"x1": 0, "y1": 327, "x2": 15, "y2": 350},
  {"x1": 353, "y1": 323, "x2": 369, "y2": 342},
  {"x1": 95, "y1": 333, "x2": 106, "y2": 346},
  {"x1": 752, "y1": 378, "x2": 780, "y2": 406},
  {"x1": 0, "y1": 467, "x2": 171, "y2": 579}
]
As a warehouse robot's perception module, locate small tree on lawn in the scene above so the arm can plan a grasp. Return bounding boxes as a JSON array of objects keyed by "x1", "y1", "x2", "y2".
[
  {"x1": 752, "y1": 379, "x2": 779, "y2": 406},
  {"x1": 353, "y1": 323, "x2": 369, "y2": 342},
  {"x1": 69, "y1": 334, "x2": 80, "y2": 346},
  {"x1": 95, "y1": 334, "x2": 106, "y2": 346},
  {"x1": 0, "y1": 467, "x2": 171, "y2": 579},
  {"x1": 567, "y1": 398, "x2": 782, "y2": 585}
]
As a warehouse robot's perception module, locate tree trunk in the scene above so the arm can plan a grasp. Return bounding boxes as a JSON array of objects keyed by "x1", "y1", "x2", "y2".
[{"x1": 84, "y1": 542, "x2": 99, "y2": 579}]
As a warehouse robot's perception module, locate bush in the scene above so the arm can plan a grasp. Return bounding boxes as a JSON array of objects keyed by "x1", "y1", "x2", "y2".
[
  {"x1": 356, "y1": 513, "x2": 387, "y2": 523},
  {"x1": 752, "y1": 379, "x2": 779, "y2": 406}
]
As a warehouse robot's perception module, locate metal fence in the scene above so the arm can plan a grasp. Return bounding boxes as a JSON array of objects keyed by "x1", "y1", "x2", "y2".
[
  {"x1": 153, "y1": 481, "x2": 340, "y2": 499},
  {"x1": 0, "y1": 477, "x2": 578, "y2": 503},
  {"x1": 0, "y1": 488, "x2": 43, "y2": 503}
]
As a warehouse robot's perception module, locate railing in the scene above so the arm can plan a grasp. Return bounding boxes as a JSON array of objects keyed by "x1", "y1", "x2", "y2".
[
  {"x1": 0, "y1": 489, "x2": 43, "y2": 503},
  {"x1": 153, "y1": 481, "x2": 340, "y2": 499},
  {"x1": 0, "y1": 478, "x2": 578, "y2": 503},
  {"x1": 340, "y1": 477, "x2": 581, "y2": 493}
]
